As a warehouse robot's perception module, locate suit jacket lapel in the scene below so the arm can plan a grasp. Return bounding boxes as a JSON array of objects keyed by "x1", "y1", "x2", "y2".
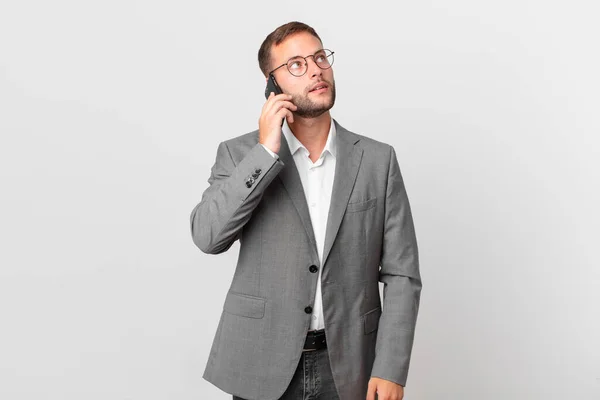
[
  {"x1": 275, "y1": 118, "x2": 363, "y2": 268},
  {"x1": 276, "y1": 130, "x2": 320, "y2": 260}
]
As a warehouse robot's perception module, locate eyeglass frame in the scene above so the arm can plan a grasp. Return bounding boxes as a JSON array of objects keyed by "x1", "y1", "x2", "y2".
[{"x1": 268, "y1": 48, "x2": 335, "y2": 77}]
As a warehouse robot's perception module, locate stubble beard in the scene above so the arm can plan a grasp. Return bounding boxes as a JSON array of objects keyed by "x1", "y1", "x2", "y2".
[{"x1": 291, "y1": 80, "x2": 337, "y2": 119}]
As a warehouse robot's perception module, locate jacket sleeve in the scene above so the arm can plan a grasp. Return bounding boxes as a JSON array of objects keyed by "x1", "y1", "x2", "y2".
[
  {"x1": 190, "y1": 140, "x2": 285, "y2": 254},
  {"x1": 370, "y1": 145, "x2": 422, "y2": 387}
]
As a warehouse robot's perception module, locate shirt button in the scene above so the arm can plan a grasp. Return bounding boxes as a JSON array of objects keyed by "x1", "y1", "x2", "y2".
[
  {"x1": 310, "y1": 202, "x2": 316, "y2": 207},
  {"x1": 304, "y1": 306, "x2": 313, "y2": 314}
]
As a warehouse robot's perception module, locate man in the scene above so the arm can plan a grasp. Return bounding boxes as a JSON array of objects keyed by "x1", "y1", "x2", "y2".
[{"x1": 190, "y1": 21, "x2": 422, "y2": 400}]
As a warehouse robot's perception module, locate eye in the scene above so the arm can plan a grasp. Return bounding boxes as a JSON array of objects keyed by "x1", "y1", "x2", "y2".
[{"x1": 288, "y1": 58, "x2": 304, "y2": 69}]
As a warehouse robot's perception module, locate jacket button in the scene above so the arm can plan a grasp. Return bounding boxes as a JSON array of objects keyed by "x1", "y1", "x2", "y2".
[
  {"x1": 309, "y1": 265, "x2": 318, "y2": 273},
  {"x1": 254, "y1": 168, "x2": 262, "y2": 174},
  {"x1": 251, "y1": 171, "x2": 260, "y2": 178},
  {"x1": 304, "y1": 306, "x2": 312, "y2": 314}
]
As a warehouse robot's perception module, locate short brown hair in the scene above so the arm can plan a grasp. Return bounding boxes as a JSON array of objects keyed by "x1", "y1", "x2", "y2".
[{"x1": 258, "y1": 21, "x2": 322, "y2": 77}]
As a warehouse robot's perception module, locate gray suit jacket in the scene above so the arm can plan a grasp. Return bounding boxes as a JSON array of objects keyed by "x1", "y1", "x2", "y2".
[{"x1": 190, "y1": 119, "x2": 422, "y2": 400}]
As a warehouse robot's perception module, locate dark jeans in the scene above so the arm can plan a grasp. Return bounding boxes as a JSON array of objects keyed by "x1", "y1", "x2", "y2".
[{"x1": 233, "y1": 347, "x2": 340, "y2": 400}]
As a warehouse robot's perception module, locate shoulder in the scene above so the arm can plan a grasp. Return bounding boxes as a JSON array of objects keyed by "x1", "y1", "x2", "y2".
[
  {"x1": 213, "y1": 129, "x2": 260, "y2": 164},
  {"x1": 220, "y1": 129, "x2": 259, "y2": 149},
  {"x1": 334, "y1": 119, "x2": 394, "y2": 158}
]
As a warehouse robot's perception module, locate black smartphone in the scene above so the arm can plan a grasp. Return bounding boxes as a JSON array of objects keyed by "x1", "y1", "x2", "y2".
[
  {"x1": 265, "y1": 73, "x2": 283, "y2": 99},
  {"x1": 265, "y1": 73, "x2": 285, "y2": 126}
]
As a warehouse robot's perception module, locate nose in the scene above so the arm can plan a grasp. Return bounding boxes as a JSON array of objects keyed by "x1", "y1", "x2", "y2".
[{"x1": 306, "y1": 56, "x2": 323, "y2": 78}]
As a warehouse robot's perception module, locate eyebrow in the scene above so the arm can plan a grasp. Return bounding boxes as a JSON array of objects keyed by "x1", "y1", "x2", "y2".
[{"x1": 286, "y1": 48, "x2": 325, "y2": 61}]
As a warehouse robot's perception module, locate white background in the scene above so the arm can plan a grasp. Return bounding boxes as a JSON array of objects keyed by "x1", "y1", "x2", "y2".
[{"x1": 1, "y1": 1, "x2": 599, "y2": 399}]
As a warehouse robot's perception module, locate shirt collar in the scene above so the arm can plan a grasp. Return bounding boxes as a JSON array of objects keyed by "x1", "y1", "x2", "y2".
[{"x1": 282, "y1": 116, "x2": 337, "y2": 159}]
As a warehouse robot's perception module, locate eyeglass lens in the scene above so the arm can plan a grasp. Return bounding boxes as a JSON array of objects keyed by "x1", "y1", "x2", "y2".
[{"x1": 286, "y1": 50, "x2": 334, "y2": 76}]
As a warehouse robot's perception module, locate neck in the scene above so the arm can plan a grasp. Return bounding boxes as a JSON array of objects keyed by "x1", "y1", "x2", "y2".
[{"x1": 287, "y1": 112, "x2": 331, "y2": 154}]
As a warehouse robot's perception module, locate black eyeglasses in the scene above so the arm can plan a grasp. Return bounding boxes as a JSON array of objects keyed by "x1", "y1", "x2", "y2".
[{"x1": 268, "y1": 49, "x2": 335, "y2": 77}]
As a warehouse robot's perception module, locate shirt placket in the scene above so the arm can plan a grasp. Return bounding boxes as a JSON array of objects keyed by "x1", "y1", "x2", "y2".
[{"x1": 308, "y1": 156, "x2": 325, "y2": 329}]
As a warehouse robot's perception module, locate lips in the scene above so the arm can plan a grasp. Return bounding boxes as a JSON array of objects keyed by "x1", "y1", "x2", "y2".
[{"x1": 309, "y1": 82, "x2": 328, "y2": 92}]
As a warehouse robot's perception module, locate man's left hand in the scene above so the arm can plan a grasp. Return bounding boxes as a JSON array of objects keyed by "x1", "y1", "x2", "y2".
[{"x1": 366, "y1": 377, "x2": 404, "y2": 400}]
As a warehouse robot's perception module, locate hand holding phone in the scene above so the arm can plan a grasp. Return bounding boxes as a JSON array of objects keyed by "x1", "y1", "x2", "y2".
[
  {"x1": 259, "y1": 75, "x2": 297, "y2": 155},
  {"x1": 265, "y1": 74, "x2": 286, "y2": 127}
]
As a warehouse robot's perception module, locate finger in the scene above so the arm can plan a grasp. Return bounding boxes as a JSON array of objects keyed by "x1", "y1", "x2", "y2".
[
  {"x1": 283, "y1": 100, "x2": 298, "y2": 111},
  {"x1": 267, "y1": 102, "x2": 295, "y2": 122},
  {"x1": 276, "y1": 108, "x2": 294, "y2": 125},
  {"x1": 261, "y1": 92, "x2": 275, "y2": 113},
  {"x1": 263, "y1": 94, "x2": 295, "y2": 119},
  {"x1": 263, "y1": 90, "x2": 279, "y2": 106},
  {"x1": 277, "y1": 100, "x2": 298, "y2": 112},
  {"x1": 271, "y1": 101, "x2": 297, "y2": 116},
  {"x1": 275, "y1": 107, "x2": 292, "y2": 121},
  {"x1": 273, "y1": 93, "x2": 292, "y2": 101},
  {"x1": 366, "y1": 385, "x2": 376, "y2": 400},
  {"x1": 267, "y1": 93, "x2": 293, "y2": 108}
]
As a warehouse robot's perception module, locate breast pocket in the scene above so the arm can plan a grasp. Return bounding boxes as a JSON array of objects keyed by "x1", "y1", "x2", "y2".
[{"x1": 345, "y1": 197, "x2": 377, "y2": 213}]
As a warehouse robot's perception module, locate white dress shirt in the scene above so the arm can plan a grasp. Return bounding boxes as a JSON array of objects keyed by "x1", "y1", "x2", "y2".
[{"x1": 260, "y1": 117, "x2": 337, "y2": 331}]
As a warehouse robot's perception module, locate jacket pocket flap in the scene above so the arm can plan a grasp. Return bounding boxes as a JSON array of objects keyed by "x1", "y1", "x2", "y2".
[
  {"x1": 363, "y1": 306, "x2": 381, "y2": 334},
  {"x1": 223, "y1": 291, "x2": 266, "y2": 319},
  {"x1": 346, "y1": 197, "x2": 377, "y2": 213}
]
